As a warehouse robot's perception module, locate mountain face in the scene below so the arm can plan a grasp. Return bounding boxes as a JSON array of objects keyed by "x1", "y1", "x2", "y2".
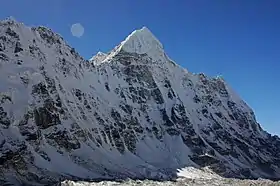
[{"x1": 0, "y1": 18, "x2": 280, "y2": 185}]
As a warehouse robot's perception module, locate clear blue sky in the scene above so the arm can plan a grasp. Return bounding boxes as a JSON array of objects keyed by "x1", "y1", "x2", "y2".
[{"x1": 1, "y1": 0, "x2": 279, "y2": 135}]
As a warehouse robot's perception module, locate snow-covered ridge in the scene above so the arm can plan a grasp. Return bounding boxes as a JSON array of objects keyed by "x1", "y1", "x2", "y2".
[
  {"x1": 90, "y1": 51, "x2": 107, "y2": 65},
  {"x1": 100, "y1": 27, "x2": 167, "y2": 64},
  {"x1": 88, "y1": 27, "x2": 167, "y2": 66},
  {"x1": 120, "y1": 27, "x2": 163, "y2": 54},
  {"x1": 0, "y1": 18, "x2": 280, "y2": 185},
  {"x1": 119, "y1": 27, "x2": 166, "y2": 61}
]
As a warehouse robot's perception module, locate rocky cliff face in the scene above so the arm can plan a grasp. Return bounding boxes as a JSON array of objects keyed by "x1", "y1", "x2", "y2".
[{"x1": 0, "y1": 18, "x2": 280, "y2": 185}]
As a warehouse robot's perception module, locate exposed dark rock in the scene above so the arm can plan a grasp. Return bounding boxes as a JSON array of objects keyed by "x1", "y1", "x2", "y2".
[
  {"x1": 0, "y1": 52, "x2": 8, "y2": 61},
  {"x1": 123, "y1": 129, "x2": 137, "y2": 153},
  {"x1": 202, "y1": 108, "x2": 208, "y2": 115},
  {"x1": 120, "y1": 103, "x2": 133, "y2": 115},
  {"x1": 111, "y1": 128, "x2": 125, "y2": 153},
  {"x1": 151, "y1": 88, "x2": 164, "y2": 104},
  {"x1": 0, "y1": 35, "x2": 7, "y2": 42},
  {"x1": 46, "y1": 129, "x2": 81, "y2": 151},
  {"x1": 36, "y1": 26, "x2": 62, "y2": 45},
  {"x1": 193, "y1": 95, "x2": 201, "y2": 103},
  {"x1": 0, "y1": 141, "x2": 27, "y2": 166},
  {"x1": 0, "y1": 43, "x2": 5, "y2": 51},
  {"x1": 0, "y1": 94, "x2": 12, "y2": 103},
  {"x1": 161, "y1": 109, "x2": 174, "y2": 127},
  {"x1": 32, "y1": 83, "x2": 48, "y2": 96},
  {"x1": 215, "y1": 112, "x2": 223, "y2": 118},
  {"x1": 18, "y1": 112, "x2": 41, "y2": 141},
  {"x1": 166, "y1": 128, "x2": 180, "y2": 136},
  {"x1": 190, "y1": 154, "x2": 220, "y2": 167},
  {"x1": 34, "y1": 106, "x2": 61, "y2": 129},
  {"x1": 0, "y1": 106, "x2": 10, "y2": 128},
  {"x1": 14, "y1": 41, "x2": 23, "y2": 53},
  {"x1": 6, "y1": 27, "x2": 19, "y2": 39},
  {"x1": 105, "y1": 82, "x2": 110, "y2": 91}
]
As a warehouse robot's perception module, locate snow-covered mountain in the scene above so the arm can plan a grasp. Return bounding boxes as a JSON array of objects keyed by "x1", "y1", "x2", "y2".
[{"x1": 0, "y1": 18, "x2": 280, "y2": 185}]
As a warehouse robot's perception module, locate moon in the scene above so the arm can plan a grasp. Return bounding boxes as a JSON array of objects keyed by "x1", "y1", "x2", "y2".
[{"x1": 71, "y1": 23, "x2": 84, "y2": 38}]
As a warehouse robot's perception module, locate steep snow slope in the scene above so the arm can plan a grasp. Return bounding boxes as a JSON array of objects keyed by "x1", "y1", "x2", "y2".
[{"x1": 0, "y1": 18, "x2": 280, "y2": 185}]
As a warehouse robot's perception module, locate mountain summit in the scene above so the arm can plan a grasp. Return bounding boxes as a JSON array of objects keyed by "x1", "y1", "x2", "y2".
[
  {"x1": 120, "y1": 27, "x2": 164, "y2": 55},
  {"x1": 0, "y1": 19, "x2": 280, "y2": 185},
  {"x1": 91, "y1": 27, "x2": 167, "y2": 65}
]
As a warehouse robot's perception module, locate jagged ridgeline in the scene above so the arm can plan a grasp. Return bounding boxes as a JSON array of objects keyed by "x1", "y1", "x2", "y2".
[{"x1": 0, "y1": 17, "x2": 280, "y2": 185}]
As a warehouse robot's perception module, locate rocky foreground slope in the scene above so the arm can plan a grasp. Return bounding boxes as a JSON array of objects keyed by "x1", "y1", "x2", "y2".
[
  {"x1": 0, "y1": 18, "x2": 280, "y2": 185},
  {"x1": 60, "y1": 179, "x2": 280, "y2": 186},
  {"x1": 59, "y1": 167, "x2": 280, "y2": 186}
]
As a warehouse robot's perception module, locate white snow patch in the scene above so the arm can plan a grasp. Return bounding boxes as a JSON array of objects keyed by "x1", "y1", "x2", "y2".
[{"x1": 177, "y1": 167, "x2": 222, "y2": 179}]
